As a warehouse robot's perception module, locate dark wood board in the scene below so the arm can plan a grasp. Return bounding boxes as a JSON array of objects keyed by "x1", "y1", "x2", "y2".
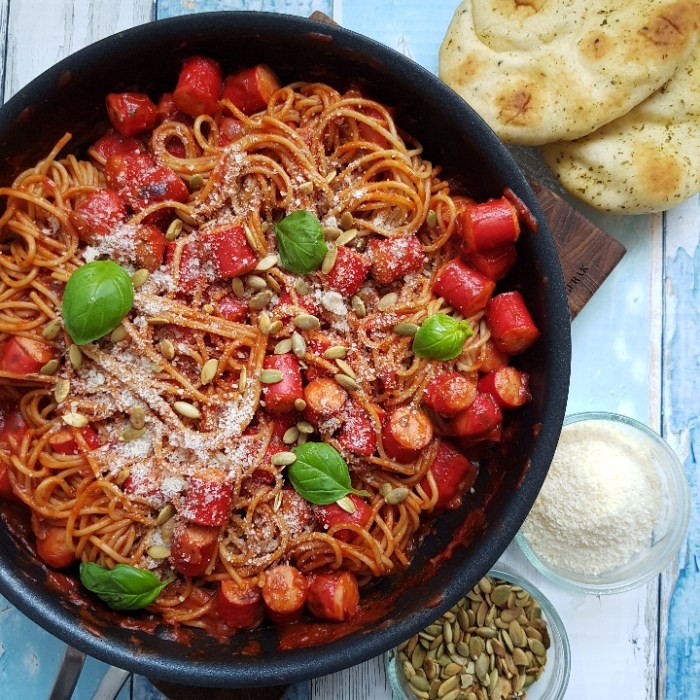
[{"x1": 530, "y1": 181, "x2": 626, "y2": 319}]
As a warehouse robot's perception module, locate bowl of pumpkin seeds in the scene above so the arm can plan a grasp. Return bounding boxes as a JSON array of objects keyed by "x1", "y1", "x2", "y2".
[{"x1": 386, "y1": 567, "x2": 570, "y2": 700}]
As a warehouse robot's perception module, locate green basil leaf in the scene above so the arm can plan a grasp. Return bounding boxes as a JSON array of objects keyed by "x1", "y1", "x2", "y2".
[
  {"x1": 62, "y1": 261, "x2": 134, "y2": 345},
  {"x1": 79, "y1": 562, "x2": 173, "y2": 611},
  {"x1": 289, "y1": 442, "x2": 369, "y2": 505},
  {"x1": 412, "y1": 314, "x2": 473, "y2": 361},
  {"x1": 274, "y1": 210, "x2": 327, "y2": 274}
]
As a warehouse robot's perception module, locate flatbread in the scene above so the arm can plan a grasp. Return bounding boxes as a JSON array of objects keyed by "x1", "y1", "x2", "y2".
[
  {"x1": 541, "y1": 46, "x2": 700, "y2": 213},
  {"x1": 439, "y1": 0, "x2": 700, "y2": 146}
]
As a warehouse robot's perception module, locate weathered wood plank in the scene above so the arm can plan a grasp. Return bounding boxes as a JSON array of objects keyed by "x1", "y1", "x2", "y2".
[
  {"x1": 0, "y1": 5, "x2": 155, "y2": 699},
  {"x1": 659, "y1": 193, "x2": 700, "y2": 699}
]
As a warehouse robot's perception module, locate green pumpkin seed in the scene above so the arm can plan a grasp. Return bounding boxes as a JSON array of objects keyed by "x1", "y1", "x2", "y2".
[
  {"x1": 260, "y1": 369, "x2": 284, "y2": 384},
  {"x1": 42, "y1": 318, "x2": 62, "y2": 340}
]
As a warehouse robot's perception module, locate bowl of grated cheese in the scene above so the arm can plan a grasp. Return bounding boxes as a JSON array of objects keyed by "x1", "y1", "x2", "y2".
[{"x1": 516, "y1": 412, "x2": 690, "y2": 595}]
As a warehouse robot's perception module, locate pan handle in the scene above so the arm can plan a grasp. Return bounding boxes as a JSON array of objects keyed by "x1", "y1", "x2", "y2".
[{"x1": 48, "y1": 645, "x2": 86, "y2": 700}]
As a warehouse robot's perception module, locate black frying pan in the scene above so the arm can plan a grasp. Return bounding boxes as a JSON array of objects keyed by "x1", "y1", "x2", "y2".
[{"x1": 0, "y1": 12, "x2": 570, "y2": 687}]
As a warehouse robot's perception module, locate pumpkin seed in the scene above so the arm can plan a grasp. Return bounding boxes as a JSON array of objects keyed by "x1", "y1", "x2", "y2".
[
  {"x1": 293, "y1": 397, "x2": 306, "y2": 411},
  {"x1": 490, "y1": 585, "x2": 511, "y2": 607},
  {"x1": 159, "y1": 339, "x2": 175, "y2": 361},
  {"x1": 255, "y1": 254, "x2": 278, "y2": 272},
  {"x1": 393, "y1": 321, "x2": 419, "y2": 336},
  {"x1": 298, "y1": 180, "x2": 314, "y2": 195},
  {"x1": 426, "y1": 209, "x2": 438, "y2": 228},
  {"x1": 384, "y1": 487, "x2": 410, "y2": 505},
  {"x1": 148, "y1": 545, "x2": 171, "y2": 559},
  {"x1": 528, "y1": 638, "x2": 546, "y2": 657},
  {"x1": 173, "y1": 401, "x2": 201, "y2": 419},
  {"x1": 335, "y1": 228, "x2": 357, "y2": 247},
  {"x1": 131, "y1": 268, "x2": 150, "y2": 289},
  {"x1": 42, "y1": 318, "x2": 62, "y2": 340},
  {"x1": 437, "y1": 675, "x2": 459, "y2": 696},
  {"x1": 247, "y1": 274, "x2": 268, "y2": 290},
  {"x1": 267, "y1": 320, "x2": 284, "y2": 336},
  {"x1": 411, "y1": 644, "x2": 427, "y2": 670},
  {"x1": 260, "y1": 369, "x2": 283, "y2": 384},
  {"x1": 68, "y1": 344, "x2": 82, "y2": 369},
  {"x1": 189, "y1": 174, "x2": 204, "y2": 191},
  {"x1": 291, "y1": 331, "x2": 307, "y2": 358},
  {"x1": 377, "y1": 291, "x2": 398, "y2": 311},
  {"x1": 54, "y1": 378, "x2": 70, "y2": 403},
  {"x1": 231, "y1": 277, "x2": 245, "y2": 298},
  {"x1": 239, "y1": 366, "x2": 247, "y2": 392},
  {"x1": 440, "y1": 689, "x2": 461, "y2": 700},
  {"x1": 110, "y1": 324, "x2": 128, "y2": 343},
  {"x1": 296, "y1": 420, "x2": 314, "y2": 435},
  {"x1": 334, "y1": 373, "x2": 360, "y2": 391},
  {"x1": 476, "y1": 627, "x2": 497, "y2": 640},
  {"x1": 339, "y1": 211, "x2": 354, "y2": 230},
  {"x1": 266, "y1": 273, "x2": 282, "y2": 293},
  {"x1": 293, "y1": 313, "x2": 320, "y2": 330},
  {"x1": 121, "y1": 426, "x2": 146, "y2": 442},
  {"x1": 443, "y1": 662, "x2": 462, "y2": 677},
  {"x1": 147, "y1": 316, "x2": 169, "y2": 326},
  {"x1": 351, "y1": 295, "x2": 366, "y2": 318},
  {"x1": 335, "y1": 358, "x2": 356, "y2": 379},
  {"x1": 321, "y1": 246, "x2": 338, "y2": 274},
  {"x1": 271, "y1": 451, "x2": 297, "y2": 466},
  {"x1": 243, "y1": 225, "x2": 259, "y2": 252},
  {"x1": 273, "y1": 490, "x2": 283, "y2": 512},
  {"x1": 165, "y1": 219, "x2": 183, "y2": 241},
  {"x1": 478, "y1": 577, "x2": 493, "y2": 595},
  {"x1": 130, "y1": 405, "x2": 146, "y2": 430},
  {"x1": 282, "y1": 426, "x2": 300, "y2": 445},
  {"x1": 63, "y1": 412, "x2": 88, "y2": 428},
  {"x1": 322, "y1": 225, "x2": 342, "y2": 241},
  {"x1": 156, "y1": 504, "x2": 176, "y2": 526},
  {"x1": 274, "y1": 338, "x2": 293, "y2": 355},
  {"x1": 200, "y1": 358, "x2": 218, "y2": 385},
  {"x1": 336, "y1": 496, "x2": 356, "y2": 514},
  {"x1": 323, "y1": 345, "x2": 347, "y2": 360},
  {"x1": 250, "y1": 290, "x2": 273, "y2": 310},
  {"x1": 511, "y1": 648, "x2": 528, "y2": 668},
  {"x1": 40, "y1": 358, "x2": 59, "y2": 375},
  {"x1": 294, "y1": 278, "x2": 309, "y2": 295}
]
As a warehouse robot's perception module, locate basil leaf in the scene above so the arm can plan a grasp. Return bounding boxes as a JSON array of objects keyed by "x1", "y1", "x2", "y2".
[
  {"x1": 412, "y1": 314, "x2": 473, "y2": 361},
  {"x1": 289, "y1": 442, "x2": 369, "y2": 505},
  {"x1": 62, "y1": 261, "x2": 134, "y2": 345},
  {"x1": 80, "y1": 562, "x2": 173, "y2": 611},
  {"x1": 274, "y1": 210, "x2": 327, "y2": 274}
]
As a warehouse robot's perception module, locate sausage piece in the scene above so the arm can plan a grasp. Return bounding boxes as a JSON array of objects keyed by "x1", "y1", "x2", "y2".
[
  {"x1": 306, "y1": 571, "x2": 360, "y2": 622},
  {"x1": 170, "y1": 522, "x2": 219, "y2": 577},
  {"x1": 382, "y1": 405, "x2": 433, "y2": 463},
  {"x1": 262, "y1": 564, "x2": 308, "y2": 624},
  {"x1": 217, "y1": 580, "x2": 265, "y2": 630}
]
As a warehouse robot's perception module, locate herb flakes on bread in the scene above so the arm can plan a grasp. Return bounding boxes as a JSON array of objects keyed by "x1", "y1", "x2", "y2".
[
  {"x1": 541, "y1": 45, "x2": 700, "y2": 214},
  {"x1": 439, "y1": 0, "x2": 700, "y2": 146}
]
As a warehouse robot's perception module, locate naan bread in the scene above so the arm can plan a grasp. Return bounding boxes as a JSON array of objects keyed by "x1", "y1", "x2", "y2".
[
  {"x1": 541, "y1": 46, "x2": 700, "y2": 213},
  {"x1": 439, "y1": 0, "x2": 700, "y2": 146}
]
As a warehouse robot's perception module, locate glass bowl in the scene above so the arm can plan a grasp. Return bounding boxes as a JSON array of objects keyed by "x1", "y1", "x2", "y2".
[
  {"x1": 386, "y1": 566, "x2": 571, "y2": 700},
  {"x1": 517, "y1": 411, "x2": 690, "y2": 595}
]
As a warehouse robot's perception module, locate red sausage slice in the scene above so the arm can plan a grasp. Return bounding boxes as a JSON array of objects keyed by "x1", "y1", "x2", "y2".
[
  {"x1": 262, "y1": 564, "x2": 309, "y2": 624},
  {"x1": 170, "y1": 522, "x2": 219, "y2": 577},
  {"x1": 307, "y1": 571, "x2": 360, "y2": 622},
  {"x1": 217, "y1": 580, "x2": 265, "y2": 630}
]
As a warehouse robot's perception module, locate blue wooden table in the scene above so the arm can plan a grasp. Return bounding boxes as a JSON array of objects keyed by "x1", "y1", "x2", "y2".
[{"x1": 0, "y1": 2, "x2": 697, "y2": 699}]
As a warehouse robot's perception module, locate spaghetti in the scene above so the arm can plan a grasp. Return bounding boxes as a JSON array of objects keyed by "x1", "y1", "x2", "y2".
[{"x1": 0, "y1": 58, "x2": 538, "y2": 631}]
